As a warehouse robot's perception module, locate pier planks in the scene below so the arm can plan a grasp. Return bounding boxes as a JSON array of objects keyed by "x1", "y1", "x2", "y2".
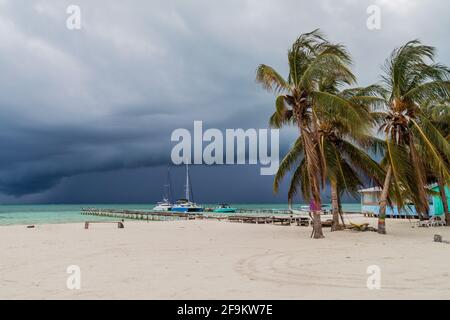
[{"x1": 80, "y1": 208, "x2": 311, "y2": 225}]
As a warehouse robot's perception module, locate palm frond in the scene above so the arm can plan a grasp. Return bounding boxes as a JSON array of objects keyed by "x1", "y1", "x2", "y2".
[
  {"x1": 273, "y1": 137, "x2": 304, "y2": 193},
  {"x1": 256, "y1": 64, "x2": 289, "y2": 93},
  {"x1": 287, "y1": 159, "x2": 310, "y2": 203},
  {"x1": 411, "y1": 117, "x2": 450, "y2": 180},
  {"x1": 404, "y1": 80, "x2": 450, "y2": 104},
  {"x1": 339, "y1": 140, "x2": 385, "y2": 186}
]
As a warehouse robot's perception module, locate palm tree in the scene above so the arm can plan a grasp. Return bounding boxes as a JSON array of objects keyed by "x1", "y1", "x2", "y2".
[
  {"x1": 422, "y1": 101, "x2": 450, "y2": 225},
  {"x1": 274, "y1": 81, "x2": 386, "y2": 231},
  {"x1": 375, "y1": 40, "x2": 450, "y2": 234},
  {"x1": 315, "y1": 84, "x2": 386, "y2": 231},
  {"x1": 256, "y1": 29, "x2": 357, "y2": 238}
]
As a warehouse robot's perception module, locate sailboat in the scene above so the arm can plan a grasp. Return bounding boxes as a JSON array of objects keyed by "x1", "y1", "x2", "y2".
[
  {"x1": 153, "y1": 166, "x2": 173, "y2": 212},
  {"x1": 171, "y1": 163, "x2": 203, "y2": 213},
  {"x1": 153, "y1": 199, "x2": 172, "y2": 212}
]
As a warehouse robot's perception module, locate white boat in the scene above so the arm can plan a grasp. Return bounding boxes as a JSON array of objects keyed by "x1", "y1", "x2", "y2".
[
  {"x1": 171, "y1": 163, "x2": 204, "y2": 213},
  {"x1": 153, "y1": 198, "x2": 172, "y2": 211},
  {"x1": 290, "y1": 209, "x2": 310, "y2": 216},
  {"x1": 288, "y1": 203, "x2": 309, "y2": 215},
  {"x1": 153, "y1": 166, "x2": 173, "y2": 212},
  {"x1": 290, "y1": 205, "x2": 331, "y2": 215}
]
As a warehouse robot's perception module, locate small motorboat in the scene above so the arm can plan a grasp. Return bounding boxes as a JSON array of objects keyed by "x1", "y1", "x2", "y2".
[{"x1": 213, "y1": 204, "x2": 237, "y2": 213}]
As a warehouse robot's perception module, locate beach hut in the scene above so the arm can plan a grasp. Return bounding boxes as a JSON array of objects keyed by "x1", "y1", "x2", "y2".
[
  {"x1": 358, "y1": 187, "x2": 423, "y2": 218},
  {"x1": 429, "y1": 184, "x2": 450, "y2": 217}
]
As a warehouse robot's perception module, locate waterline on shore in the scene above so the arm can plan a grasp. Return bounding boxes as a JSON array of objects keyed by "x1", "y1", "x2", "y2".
[{"x1": 0, "y1": 203, "x2": 362, "y2": 226}]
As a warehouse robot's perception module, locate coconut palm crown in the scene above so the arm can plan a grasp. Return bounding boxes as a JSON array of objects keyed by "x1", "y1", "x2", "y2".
[
  {"x1": 256, "y1": 29, "x2": 365, "y2": 238},
  {"x1": 376, "y1": 40, "x2": 450, "y2": 233}
]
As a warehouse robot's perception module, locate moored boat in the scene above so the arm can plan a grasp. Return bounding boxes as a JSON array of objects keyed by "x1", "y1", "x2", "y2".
[
  {"x1": 153, "y1": 199, "x2": 172, "y2": 211},
  {"x1": 153, "y1": 166, "x2": 173, "y2": 212},
  {"x1": 171, "y1": 163, "x2": 204, "y2": 213},
  {"x1": 171, "y1": 199, "x2": 203, "y2": 213},
  {"x1": 213, "y1": 204, "x2": 237, "y2": 213}
]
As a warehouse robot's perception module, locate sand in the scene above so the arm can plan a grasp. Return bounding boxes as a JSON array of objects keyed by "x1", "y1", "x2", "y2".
[{"x1": 1, "y1": 215, "x2": 450, "y2": 300}]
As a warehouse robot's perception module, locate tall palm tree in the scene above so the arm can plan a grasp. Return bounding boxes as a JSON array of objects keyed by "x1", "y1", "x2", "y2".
[
  {"x1": 256, "y1": 29, "x2": 357, "y2": 238},
  {"x1": 274, "y1": 81, "x2": 386, "y2": 232},
  {"x1": 375, "y1": 40, "x2": 450, "y2": 234},
  {"x1": 315, "y1": 84, "x2": 386, "y2": 231},
  {"x1": 422, "y1": 101, "x2": 450, "y2": 225}
]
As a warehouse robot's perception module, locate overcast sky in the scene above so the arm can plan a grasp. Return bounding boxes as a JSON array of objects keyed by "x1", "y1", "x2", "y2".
[{"x1": 0, "y1": 0, "x2": 448, "y2": 204}]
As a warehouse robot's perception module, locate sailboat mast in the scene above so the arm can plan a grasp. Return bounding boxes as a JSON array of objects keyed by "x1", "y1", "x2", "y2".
[
  {"x1": 185, "y1": 163, "x2": 190, "y2": 201},
  {"x1": 164, "y1": 165, "x2": 172, "y2": 203}
]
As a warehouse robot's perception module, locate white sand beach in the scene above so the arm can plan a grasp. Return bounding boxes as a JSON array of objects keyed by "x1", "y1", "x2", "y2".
[{"x1": 1, "y1": 216, "x2": 450, "y2": 300}]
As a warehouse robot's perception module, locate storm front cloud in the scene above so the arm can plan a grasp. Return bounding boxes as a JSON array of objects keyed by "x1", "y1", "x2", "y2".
[{"x1": 0, "y1": 0, "x2": 448, "y2": 203}]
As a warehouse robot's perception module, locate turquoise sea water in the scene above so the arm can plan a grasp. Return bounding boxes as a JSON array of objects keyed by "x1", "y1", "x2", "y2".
[{"x1": 0, "y1": 203, "x2": 362, "y2": 226}]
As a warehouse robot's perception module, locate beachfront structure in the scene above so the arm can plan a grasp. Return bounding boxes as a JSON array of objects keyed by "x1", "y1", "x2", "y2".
[
  {"x1": 358, "y1": 186, "x2": 446, "y2": 218},
  {"x1": 429, "y1": 185, "x2": 450, "y2": 216}
]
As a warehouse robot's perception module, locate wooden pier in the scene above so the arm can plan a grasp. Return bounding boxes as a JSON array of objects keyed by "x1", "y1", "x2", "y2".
[
  {"x1": 80, "y1": 208, "x2": 311, "y2": 226},
  {"x1": 81, "y1": 208, "x2": 418, "y2": 230},
  {"x1": 234, "y1": 208, "x2": 293, "y2": 215},
  {"x1": 81, "y1": 208, "x2": 198, "y2": 221},
  {"x1": 362, "y1": 212, "x2": 418, "y2": 219}
]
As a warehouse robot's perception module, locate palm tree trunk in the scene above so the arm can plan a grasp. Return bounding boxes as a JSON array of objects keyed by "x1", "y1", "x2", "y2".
[
  {"x1": 337, "y1": 192, "x2": 345, "y2": 226},
  {"x1": 310, "y1": 171, "x2": 324, "y2": 239},
  {"x1": 294, "y1": 105, "x2": 324, "y2": 239},
  {"x1": 378, "y1": 166, "x2": 392, "y2": 235},
  {"x1": 437, "y1": 176, "x2": 450, "y2": 226},
  {"x1": 330, "y1": 180, "x2": 340, "y2": 231},
  {"x1": 309, "y1": 173, "x2": 324, "y2": 239},
  {"x1": 408, "y1": 136, "x2": 429, "y2": 219},
  {"x1": 309, "y1": 169, "x2": 324, "y2": 239},
  {"x1": 311, "y1": 208, "x2": 324, "y2": 239},
  {"x1": 301, "y1": 129, "x2": 324, "y2": 238}
]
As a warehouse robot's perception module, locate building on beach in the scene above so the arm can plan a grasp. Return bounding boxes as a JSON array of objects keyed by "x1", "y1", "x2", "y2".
[
  {"x1": 429, "y1": 184, "x2": 450, "y2": 216},
  {"x1": 358, "y1": 185, "x2": 450, "y2": 218}
]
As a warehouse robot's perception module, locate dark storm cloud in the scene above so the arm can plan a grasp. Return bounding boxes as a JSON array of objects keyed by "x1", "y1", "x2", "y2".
[{"x1": 0, "y1": 0, "x2": 448, "y2": 202}]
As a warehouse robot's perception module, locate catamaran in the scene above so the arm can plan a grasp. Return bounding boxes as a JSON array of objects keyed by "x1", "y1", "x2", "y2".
[
  {"x1": 171, "y1": 163, "x2": 204, "y2": 213},
  {"x1": 153, "y1": 199, "x2": 172, "y2": 211},
  {"x1": 153, "y1": 166, "x2": 173, "y2": 211}
]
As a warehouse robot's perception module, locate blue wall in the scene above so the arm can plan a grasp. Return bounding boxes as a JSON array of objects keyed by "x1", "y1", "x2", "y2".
[
  {"x1": 431, "y1": 186, "x2": 449, "y2": 216},
  {"x1": 361, "y1": 204, "x2": 435, "y2": 217}
]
